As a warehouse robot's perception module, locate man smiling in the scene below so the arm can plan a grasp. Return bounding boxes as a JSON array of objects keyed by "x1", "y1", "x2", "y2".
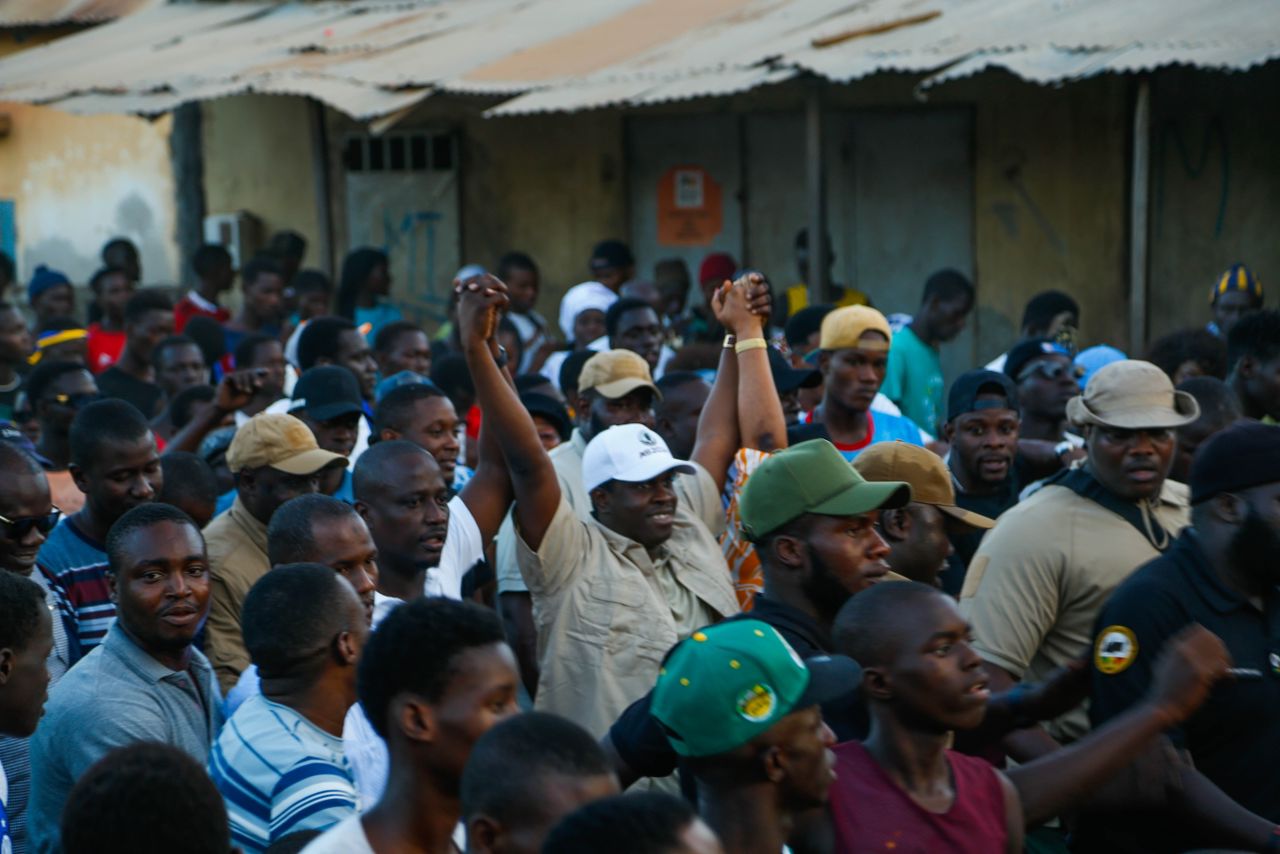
[{"x1": 29, "y1": 503, "x2": 223, "y2": 853}]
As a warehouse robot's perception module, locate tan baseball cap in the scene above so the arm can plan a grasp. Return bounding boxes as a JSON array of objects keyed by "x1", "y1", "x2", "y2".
[
  {"x1": 226, "y1": 413, "x2": 348, "y2": 475},
  {"x1": 1066, "y1": 360, "x2": 1199, "y2": 430},
  {"x1": 817, "y1": 306, "x2": 893, "y2": 353},
  {"x1": 578, "y1": 350, "x2": 662, "y2": 400},
  {"x1": 853, "y1": 441, "x2": 994, "y2": 530}
]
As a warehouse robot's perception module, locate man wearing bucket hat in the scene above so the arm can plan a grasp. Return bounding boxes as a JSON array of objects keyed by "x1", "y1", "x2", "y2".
[
  {"x1": 650, "y1": 619, "x2": 856, "y2": 854},
  {"x1": 960, "y1": 360, "x2": 1198, "y2": 761}
]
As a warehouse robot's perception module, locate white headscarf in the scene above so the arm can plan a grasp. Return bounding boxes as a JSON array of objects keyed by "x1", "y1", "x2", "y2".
[{"x1": 558, "y1": 281, "x2": 618, "y2": 340}]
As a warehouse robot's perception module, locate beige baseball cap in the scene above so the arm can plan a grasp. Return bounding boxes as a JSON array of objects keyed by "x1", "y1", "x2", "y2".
[
  {"x1": 1066, "y1": 360, "x2": 1200, "y2": 430},
  {"x1": 853, "y1": 441, "x2": 994, "y2": 530},
  {"x1": 226, "y1": 413, "x2": 347, "y2": 475},
  {"x1": 578, "y1": 350, "x2": 661, "y2": 400},
  {"x1": 817, "y1": 306, "x2": 893, "y2": 353}
]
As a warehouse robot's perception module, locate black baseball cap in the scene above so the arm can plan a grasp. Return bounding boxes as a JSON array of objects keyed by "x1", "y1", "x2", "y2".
[
  {"x1": 589, "y1": 239, "x2": 635, "y2": 271},
  {"x1": 521, "y1": 392, "x2": 572, "y2": 442},
  {"x1": 768, "y1": 347, "x2": 822, "y2": 394},
  {"x1": 947, "y1": 370, "x2": 1020, "y2": 423},
  {"x1": 1190, "y1": 420, "x2": 1280, "y2": 504},
  {"x1": 291, "y1": 366, "x2": 364, "y2": 422},
  {"x1": 1004, "y1": 338, "x2": 1070, "y2": 381}
]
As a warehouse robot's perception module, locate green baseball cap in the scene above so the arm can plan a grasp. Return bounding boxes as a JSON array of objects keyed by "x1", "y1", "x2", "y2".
[
  {"x1": 650, "y1": 620, "x2": 861, "y2": 758},
  {"x1": 739, "y1": 439, "x2": 912, "y2": 541}
]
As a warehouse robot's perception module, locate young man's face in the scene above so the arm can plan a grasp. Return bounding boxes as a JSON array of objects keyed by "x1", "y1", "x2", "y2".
[
  {"x1": 128, "y1": 309, "x2": 175, "y2": 364},
  {"x1": 38, "y1": 369, "x2": 98, "y2": 435},
  {"x1": 820, "y1": 334, "x2": 889, "y2": 414},
  {"x1": 1173, "y1": 414, "x2": 1235, "y2": 484},
  {"x1": 108, "y1": 520, "x2": 210, "y2": 655},
  {"x1": 245, "y1": 273, "x2": 285, "y2": 325},
  {"x1": 1213, "y1": 290, "x2": 1257, "y2": 338},
  {"x1": 944, "y1": 401, "x2": 1020, "y2": 487},
  {"x1": 1240, "y1": 354, "x2": 1280, "y2": 421},
  {"x1": 305, "y1": 514, "x2": 379, "y2": 626},
  {"x1": 73, "y1": 434, "x2": 162, "y2": 526},
  {"x1": 1086, "y1": 425, "x2": 1175, "y2": 502},
  {"x1": 883, "y1": 503, "x2": 953, "y2": 588},
  {"x1": 922, "y1": 295, "x2": 972, "y2": 343},
  {"x1": 378, "y1": 330, "x2": 432, "y2": 379},
  {"x1": 430, "y1": 642, "x2": 521, "y2": 788},
  {"x1": 96, "y1": 272, "x2": 135, "y2": 320},
  {"x1": 0, "y1": 606, "x2": 53, "y2": 738},
  {"x1": 1014, "y1": 354, "x2": 1079, "y2": 422},
  {"x1": 155, "y1": 342, "x2": 207, "y2": 399},
  {"x1": 335, "y1": 329, "x2": 378, "y2": 400},
  {"x1": 655, "y1": 379, "x2": 710, "y2": 461},
  {"x1": 244, "y1": 339, "x2": 287, "y2": 401},
  {"x1": 759, "y1": 705, "x2": 837, "y2": 811},
  {"x1": 592, "y1": 472, "x2": 679, "y2": 549},
  {"x1": 382, "y1": 396, "x2": 462, "y2": 487},
  {"x1": 612, "y1": 307, "x2": 663, "y2": 372},
  {"x1": 531, "y1": 415, "x2": 563, "y2": 452},
  {"x1": 572, "y1": 310, "x2": 606, "y2": 347},
  {"x1": 876, "y1": 591, "x2": 990, "y2": 732},
  {"x1": 34, "y1": 284, "x2": 75, "y2": 323},
  {"x1": 797, "y1": 512, "x2": 892, "y2": 607},
  {"x1": 0, "y1": 307, "x2": 32, "y2": 366},
  {"x1": 297, "y1": 289, "x2": 331, "y2": 321},
  {"x1": 0, "y1": 469, "x2": 54, "y2": 575},
  {"x1": 300, "y1": 410, "x2": 361, "y2": 458},
  {"x1": 357, "y1": 451, "x2": 450, "y2": 575},
  {"x1": 506, "y1": 267, "x2": 539, "y2": 315}
]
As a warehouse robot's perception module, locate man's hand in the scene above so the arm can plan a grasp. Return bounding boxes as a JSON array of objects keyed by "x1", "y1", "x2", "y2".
[
  {"x1": 713, "y1": 274, "x2": 766, "y2": 338},
  {"x1": 1148, "y1": 623, "x2": 1231, "y2": 726},
  {"x1": 1019, "y1": 656, "x2": 1091, "y2": 722},
  {"x1": 214, "y1": 370, "x2": 261, "y2": 413},
  {"x1": 456, "y1": 274, "x2": 510, "y2": 346}
]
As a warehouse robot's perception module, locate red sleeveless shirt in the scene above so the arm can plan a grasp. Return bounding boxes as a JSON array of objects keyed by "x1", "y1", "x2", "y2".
[{"x1": 829, "y1": 741, "x2": 1008, "y2": 853}]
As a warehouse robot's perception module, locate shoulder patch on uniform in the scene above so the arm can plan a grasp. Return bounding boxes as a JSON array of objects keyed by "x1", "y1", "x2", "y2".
[{"x1": 1094, "y1": 625, "x2": 1138, "y2": 675}]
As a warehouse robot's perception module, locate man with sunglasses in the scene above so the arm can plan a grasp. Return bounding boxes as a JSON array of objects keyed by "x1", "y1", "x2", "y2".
[
  {"x1": 1004, "y1": 338, "x2": 1085, "y2": 450},
  {"x1": 960, "y1": 362, "x2": 1196, "y2": 782},
  {"x1": 26, "y1": 360, "x2": 100, "y2": 514},
  {"x1": 0, "y1": 442, "x2": 78, "y2": 853}
]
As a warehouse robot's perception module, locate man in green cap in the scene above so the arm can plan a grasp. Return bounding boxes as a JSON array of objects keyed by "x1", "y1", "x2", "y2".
[{"x1": 651, "y1": 619, "x2": 858, "y2": 854}]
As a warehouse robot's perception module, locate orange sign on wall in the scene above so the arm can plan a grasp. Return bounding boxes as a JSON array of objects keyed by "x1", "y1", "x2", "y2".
[{"x1": 656, "y1": 165, "x2": 723, "y2": 246}]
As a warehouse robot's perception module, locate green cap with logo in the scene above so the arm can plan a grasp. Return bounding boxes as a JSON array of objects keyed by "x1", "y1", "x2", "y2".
[
  {"x1": 739, "y1": 439, "x2": 912, "y2": 541},
  {"x1": 650, "y1": 619, "x2": 861, "y2": 757}
]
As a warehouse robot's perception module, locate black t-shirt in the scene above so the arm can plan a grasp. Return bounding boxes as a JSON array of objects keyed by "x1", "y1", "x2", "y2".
[
  {"x1": 1076, "y1": 530, "x2": 1280, "y2": 852},
  {"x1": 942, "y1": 455, "x2": 1031, "y2": 597},
  {"x1": 607, "y1": 597, "x2": 867, "y2": 790},
  {"x1": 96, "y1": 366, "x2": 165, "y2": 418}
]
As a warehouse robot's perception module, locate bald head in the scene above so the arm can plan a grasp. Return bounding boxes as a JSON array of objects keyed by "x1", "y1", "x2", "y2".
[
  {"x1": 833, "y1": 580, "x2": 949, "y2": 669},
  {"x1": 0, "y1": 442, "x2": 44, "y2": 478},
  {"x1": 353, "y1": 438, "x2": 441, "y2": 501}
]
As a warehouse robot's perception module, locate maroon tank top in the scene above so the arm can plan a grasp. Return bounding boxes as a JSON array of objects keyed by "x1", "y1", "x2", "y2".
[{"x1": 829, "y1": 741, "x2": 1008, "y2": 853}]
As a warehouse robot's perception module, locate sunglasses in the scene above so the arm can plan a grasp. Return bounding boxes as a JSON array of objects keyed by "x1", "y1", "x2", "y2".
[
  {"x1": 50, "y1": 393, "x2": 101, "y2": 408},
  {"x1": 1018, "y1": 361, "x2": 1085, "y2": 383},
  {"x1": 0, "y1": 508, "x2": 61, "y2": 539}
]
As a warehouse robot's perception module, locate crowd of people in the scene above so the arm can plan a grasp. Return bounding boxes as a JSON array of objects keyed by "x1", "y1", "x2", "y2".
[{"x1": 0, "y1": 233, "x2": 1276, "y2": 853}]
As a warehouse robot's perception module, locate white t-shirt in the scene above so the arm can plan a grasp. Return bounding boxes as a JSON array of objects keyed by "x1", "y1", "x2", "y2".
[{"x1": 431, "y1": 495, "x2": 483, "y2": 600}]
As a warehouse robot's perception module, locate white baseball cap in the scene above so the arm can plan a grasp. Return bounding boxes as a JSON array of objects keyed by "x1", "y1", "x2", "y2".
[{"x1": 582, "y1": 424, "x2": 695, "y2": 493}]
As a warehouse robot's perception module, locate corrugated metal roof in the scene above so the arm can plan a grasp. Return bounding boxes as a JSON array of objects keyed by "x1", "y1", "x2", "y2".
[
  {"x1": 0, "y1": 0, "x2": 1275, "y2": 120},
  {"x1": 0, "y1": 0, "x2": 159, "y2": 27}
]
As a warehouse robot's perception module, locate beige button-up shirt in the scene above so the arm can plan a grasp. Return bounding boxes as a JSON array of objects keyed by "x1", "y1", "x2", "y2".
[
  {"x1": 959, "y1": 476, "x2": 1189, "y2": 742},
  {"x1": 516, "y1": 462, "x2": 739, "y2": 737},
  {"x1": 202, "y1": 496, "x2": 271, "y2": 694}
]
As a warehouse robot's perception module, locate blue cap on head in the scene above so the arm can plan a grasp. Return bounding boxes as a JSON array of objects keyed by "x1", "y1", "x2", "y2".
[
  {"x1": 1073, "y1": 345, "x2": 1127, "y2": 391},
  {"x1": 28, "y1": 265, "x2": 71, "y2": 303},
  {"x1": 375, "y1": 370, "x2": 437, "y2": 403}
]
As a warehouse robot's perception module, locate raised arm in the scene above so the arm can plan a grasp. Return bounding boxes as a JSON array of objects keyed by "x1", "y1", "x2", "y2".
[
  {"x1": 460, "y1": 327, "x2": 517, "y2": 544},
  {"x1": 732, "y1": 273, "x2": 787, "y2": 452},
  {"x1": 458, "y1": 276, "x2": 561, "y2": 551},
  {"x1": 163, "y1": 371, "x2": 256, "y2": 454}
]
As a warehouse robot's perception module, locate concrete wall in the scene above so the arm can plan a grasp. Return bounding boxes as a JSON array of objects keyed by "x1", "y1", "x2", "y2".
[{"x1": 0, "y1": 30, "x2": 179, "y2": 289}]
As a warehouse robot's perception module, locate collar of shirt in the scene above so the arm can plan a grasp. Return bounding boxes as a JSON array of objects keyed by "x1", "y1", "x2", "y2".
[
  {"x1": 186, "y1": 290, "x2": 219, "y2": 313},
  {"x1": 1172, "y1": 529, "x2": 1262, "y2": 615},
  {"x1": 102, "y1": 621, "x2": 211, "y2": 686},
  {"x1": 228, "y1": 495, "x2": 269, "y2": 556},
  {"x1": 591, "y1": 515, "x2": 671, "y2": 574},
  {"x1": 748, "y1": 596, "x2": 832, "y2": 656},
  {"x1": 569, "y1": 428, "x2": 588, "y2": 457}
]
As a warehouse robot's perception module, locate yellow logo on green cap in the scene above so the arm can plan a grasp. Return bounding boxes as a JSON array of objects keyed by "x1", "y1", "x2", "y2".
[{"x1": 737, "y1": 683, "x2": 777, "y2": 722}]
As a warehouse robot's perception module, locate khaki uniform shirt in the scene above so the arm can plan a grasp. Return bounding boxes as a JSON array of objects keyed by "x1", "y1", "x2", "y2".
[
  {"x1": 516, "y1": 462, "x2": 738, "y2": 737},
  {"x1": 203, "y1": 496, "x2": 271, "y2": 694},
  {"x1": 959, "y1": 477, "x2": 1189, "y2": 742}
]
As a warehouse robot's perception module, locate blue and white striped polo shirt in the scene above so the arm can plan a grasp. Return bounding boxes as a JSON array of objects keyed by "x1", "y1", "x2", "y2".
[{"x1": 209, "y1": 693, "x2": 359, "y2": 853}]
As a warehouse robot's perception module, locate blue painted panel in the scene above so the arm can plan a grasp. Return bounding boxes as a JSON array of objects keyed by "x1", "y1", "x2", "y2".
[{"x1": 0, "y1": 200, "x2": 14, "y2": 260}]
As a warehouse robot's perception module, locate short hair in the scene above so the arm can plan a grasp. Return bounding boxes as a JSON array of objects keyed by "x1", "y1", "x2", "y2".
[
  {"x1": 101, "y1": 237, "x2": 138, "y2": 262},
  {"x1": 69, "y1": 399, "x2": 150, "y2": 468},
  {"x1": 833, "y1": 579, "x2": 943, "y2": 669},
  {"x1": 124, "y1": 289, "x2": 173, "y2": 325},
  {"x1": 374, "y1": 382, "x2": 447, "y2": 435},
  {"x1": 234, "y1": 331, "x2": 278, "y2": 369},
  {"x1": 263, "y1": 831, "x2": 322, "y2": 854},
  {"x1": 105, "y1": 503, "x2": 200, "y2": 577},
  {"x1": 514, "y1": 373, "x2": 554, "y2": 394},
  {"x1": 655, "y1": 370, "x2": 705, "y2": 398},
  {"x1": 921, "y1": 268, "x2": 975, "y2": 307},
  {"x1": 1178, "y1": 376, "x2": 1241, "y2": 425},
  {"x1": 357, "y1": 597, "x2": 505, "y2": 739},
  {"x1": 559, "y1": 349, "x2": 595, "y2": 398},
  {"x1": 61, "y1": 742, "x2": 230, "y2": 854},
  {"x1": 297, "y1": 316, "x2": 356, "y2": 371},
  {"x1": 785, "y1": 304, "x2": 832, "y2": 348},
  {"x1": 241, "y1": 256, "x2": 283, "y2": 289},
  {"x1": 605, "y1": 297, "x2": 656, "y2": 338},
  {"x1": 1146, "y1": 328, "x2": 1228, "y2": 381},
  {"x1": 1021, "y1": 290, "x2": 1079, "y2": 334},
  {"x1": 191, "y1": 244, "x2": 232, "y2": 277},
  {"x1": 496, "y1": 251, "x2": 538, "y2": 281},
  {"x1": 183, "y1": 315, "x2": 228, "y2": 365},
  {"x1": 89, "y1": 265, "x2": 129, "y2": 293},
  {"x1": 153, "y1": 334, "x2": 201, "y2": 369},
  {"x1": 267, "y1": 230, "x2": 307, "y2": 261},
  {"x1": 542, "y1": 792, "x2": 697, "y2": 854},
  {"x1": 352, "y1": 439, "x2": 432, "y2": 502},
  {"x1": 157, "y1": 452, "x2": 219, "y2": 511},
  {"x1": 291, "y1": 269, "x2": 332, "y2": 296},
  {"x1": 1227, "y1": 309, "x2": 1280, "y2": 370},
  {"x1": 373, "y1": 320, "x2": 425, "y2": 355},
  {"x1": 461, "y1": 712, "x2": 612, "y2": 826},
  {"x1": 25, "y1": 360, "x2": 88, "y2": 404},
  {"x1": 0, "y1": 571, "x2": 46, "y2": 653},
  {"x1": 243, "y1": 563, "x2": 352, "y2": 679},
  {"x1": 169, "y1": 384, "x2": 216, "y2": 430},
  {"x1": 267, "y1": 493, "x2": 362, "y2": 566},
  {"x1": 429, "y1": 352, "x2": 474, "y2": 409}
]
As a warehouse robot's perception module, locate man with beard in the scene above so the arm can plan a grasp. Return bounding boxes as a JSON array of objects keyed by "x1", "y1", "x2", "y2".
[{"x1": 1082, "y1": 420, "x2": 1280, "y2": 851}]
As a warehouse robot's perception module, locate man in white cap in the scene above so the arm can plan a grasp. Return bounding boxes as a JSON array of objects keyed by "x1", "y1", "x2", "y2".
[
  {"x1": 461, "y1": 276, "x2": 743, "y2": 738},
  {"x1": 959, "y1": 360, "x2": 1199, "y2": 764}
]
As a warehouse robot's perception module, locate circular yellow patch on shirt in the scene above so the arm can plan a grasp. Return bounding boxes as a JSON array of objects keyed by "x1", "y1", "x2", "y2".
[{"x1": 1095, "y1": 625, "x2": 1138, "y2": 675}]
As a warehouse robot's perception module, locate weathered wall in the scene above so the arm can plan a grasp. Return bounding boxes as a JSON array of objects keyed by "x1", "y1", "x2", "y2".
[
  {"x1": 1147, "y1": 64, "x2": 1280, "y2": 341},
  {"x1": 0, "y1": 31, "x2": 179, "y2": 287}
]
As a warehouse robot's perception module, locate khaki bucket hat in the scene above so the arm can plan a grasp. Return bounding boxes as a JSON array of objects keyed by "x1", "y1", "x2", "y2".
[{"x1": 1066, "y1": 359, "x2": 1200, "y2": 430}]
